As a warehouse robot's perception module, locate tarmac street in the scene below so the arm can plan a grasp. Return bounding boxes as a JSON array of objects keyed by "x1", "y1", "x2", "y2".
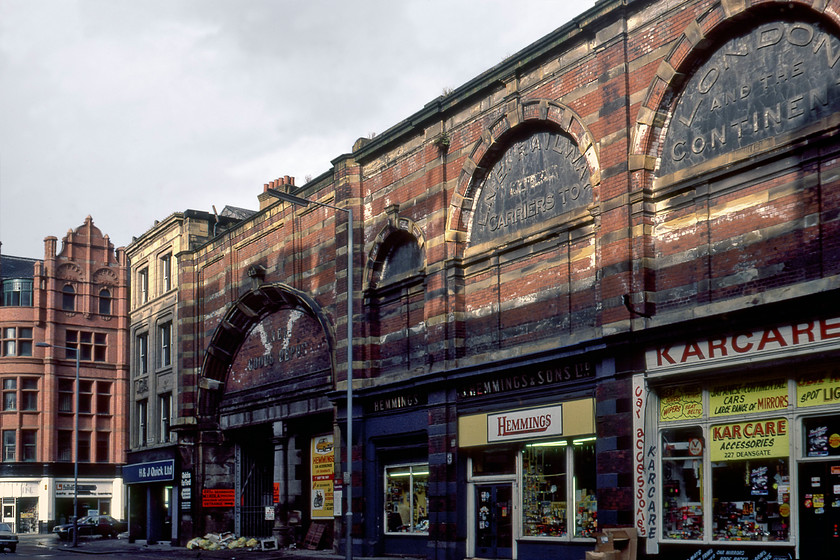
[{"x1": 15, "y1": 532, "x2": 356, "y2": 559}]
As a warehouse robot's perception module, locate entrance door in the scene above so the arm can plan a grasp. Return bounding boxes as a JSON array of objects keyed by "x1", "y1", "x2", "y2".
[
  {"x1": 798, "y1": 460, "x2": 840, "y2": 559},
  {"x1": 475, "y1": 484, "x2": 513, "y2": 559}
]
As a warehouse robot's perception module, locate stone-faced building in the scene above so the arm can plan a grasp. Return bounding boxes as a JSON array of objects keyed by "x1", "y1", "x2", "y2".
[
  {"x1": 123, "y1": 208, "x2": 247, "y2": 544},
  {"x1": 0, "y1": 217, "x2": 128, "y2": 534},
  {"x1": 167, "y1": 1, "x2": 840, "y2": 559}
]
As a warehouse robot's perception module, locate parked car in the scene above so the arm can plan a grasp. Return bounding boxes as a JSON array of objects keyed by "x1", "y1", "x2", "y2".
[
  {"x1": 0, "y1": 522, "x2": 17, "y2": 552},
  {"x1": 53, "y1": 515, "x2": 125, "y2": 541}
]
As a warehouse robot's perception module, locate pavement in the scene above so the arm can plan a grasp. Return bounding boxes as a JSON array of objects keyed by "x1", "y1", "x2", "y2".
[{"x1": 20, "y1": 533, "x2": 361, "y2": 559}]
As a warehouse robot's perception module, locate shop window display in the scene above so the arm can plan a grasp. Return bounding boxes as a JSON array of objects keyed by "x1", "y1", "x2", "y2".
[
  {"x1": 712, "y1": 458, "x2": 790, "y2": 541},
  {"x1": 384, "y1": 464, "x2": 429, "y2": 534},
  {"x1": 521, "y1": 438, "x2": 597, "y2": 539},
  {"x1": 661, "y1": 427, "x2": 704, "y2": 540}
]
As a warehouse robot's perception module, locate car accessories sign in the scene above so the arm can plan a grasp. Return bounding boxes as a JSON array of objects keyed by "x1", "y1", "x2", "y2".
[
  {"x1": 710, "y1": 418, "x2": 789, "y2": 461},
  {"x1": 487, "y1": 404, "x2": 563, "y2": 443}
]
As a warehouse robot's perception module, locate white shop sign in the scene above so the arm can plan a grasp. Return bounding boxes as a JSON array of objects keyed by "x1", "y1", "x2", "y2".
[{"x1": 487, "y1": 404, "x2": 563, "y2": 443}]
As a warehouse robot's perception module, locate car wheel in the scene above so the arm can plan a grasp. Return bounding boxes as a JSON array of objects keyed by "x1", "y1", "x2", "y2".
[{"x1": 9, "y1": 544, "x2": 15, "y2": 552}]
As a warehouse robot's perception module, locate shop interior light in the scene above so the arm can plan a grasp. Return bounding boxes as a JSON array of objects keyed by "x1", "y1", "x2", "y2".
[
  {"x1": 572, "y1": 437, "x2": 597, "y2": 445},
  {"x1": 527, "y1": 440, "x2": 569, "y2": 448}
]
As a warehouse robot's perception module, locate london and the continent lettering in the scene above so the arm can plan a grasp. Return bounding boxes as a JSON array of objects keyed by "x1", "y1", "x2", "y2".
[{"x1": 667, "y1": 22, "x2": 840, "y2": 168}]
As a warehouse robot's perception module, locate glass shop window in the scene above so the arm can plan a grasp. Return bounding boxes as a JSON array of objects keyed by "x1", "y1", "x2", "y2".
[
  {"x1": 661, "y1": 427, "x2": 704, "y2": 540},
  {"x1": 709, "y1": 418, "x2": 791, "y2": 544},
  {"x1": 384, "y1": 464, "x2": 429, "y2": 534},
  {"x1": 521, "y1": 437, "x2": 598, "y2": 539}
]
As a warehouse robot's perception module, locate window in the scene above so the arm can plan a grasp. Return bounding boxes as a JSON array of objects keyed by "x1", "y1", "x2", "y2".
[
  {"x1": 21, "y1": 430, "x2": 36, "y2": 462},
  {"x1": 65, "y1": 330, "x2": 106, "y2": 362},
  {"x1": 78, "y1": 380, "x2": 93, "y2": 413},
  {"x1": 98, "y1": 288, "x2": 111, "y2": 315},
  {"x1": 2, "y1": 279, "x2": 33, "y2": 307},
  {"x1": 58, "y1": 379, "x2": 74, "y2": 412},
  {"x1": 521, "y1": 437, "x2": 597, "y2": 538},
  {"x1": 21, "y1": 378, "x2": 37, "y2": 410},
  {"x1": 57, "y1": 430, "x2": 72, "y2": 461},
  {"x1": 96, "y1": 432, "x2": 109, "y2": 463},
  {"x1": 160, "y1": 253, "x2": 172, "y2": 292},
  {"x1": 137, "y1": 400, "x2": 148, "y2": 446},
  {"x1": 97, "y1": 382, "x2": 111, "y2": 415},
  {"x1": 2, "y1": 379, "x2": 16, "y2": 411},
  {"x1": 138, "y1": 268, "x2": 149, "y2": 304},
  {"x1": 1, "y1": 327, "x2": 32, "y2": 357},
  {"x1": 2, "y1": 430, "x2": 14, "y2": 462},
  {"x1": 136, "y1": 333, "x2": 148, "y2": 375},
  {"x1": 160, "y1": 393, "x2": 172, "y2": 443},
  {"x1": 77, "y1": 431, "x2": 90, "y2": 462},
  {"x1": 159, "y1": 322, "x2": 172, "y2": 368},
  {"x1": 62, "y1": 284, "x2": 75, "y2": 311},
  {"x1": 384, "y1": 464, "x2": 429, "y2": 534}
]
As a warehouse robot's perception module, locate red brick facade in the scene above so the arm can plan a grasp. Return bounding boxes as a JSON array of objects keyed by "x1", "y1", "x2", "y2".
[
  {"x1": 171, "y1": 2, "x2": 840, "y2": 559},
  {"x1": 0, "y1": 217, "x2": 128, "y2": 532}
]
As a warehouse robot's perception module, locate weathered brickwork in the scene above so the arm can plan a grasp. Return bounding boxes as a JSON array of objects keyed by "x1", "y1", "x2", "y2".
[{"x1": 163, "y1": 1, "x2": 840, "y2": 557}]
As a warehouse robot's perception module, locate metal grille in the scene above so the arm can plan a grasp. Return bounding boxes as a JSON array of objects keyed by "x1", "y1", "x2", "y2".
[{"x1": 237, "y1": 442, "x2": 275, "y2": 538}]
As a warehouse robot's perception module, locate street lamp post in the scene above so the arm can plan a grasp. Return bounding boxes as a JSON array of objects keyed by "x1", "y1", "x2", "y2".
[
  {"x1": 37, "y1": 341, "x2": 80, "y2": 547},
  {"x1": 266, "y1": 189, "x2": 353, "y2": 560}
]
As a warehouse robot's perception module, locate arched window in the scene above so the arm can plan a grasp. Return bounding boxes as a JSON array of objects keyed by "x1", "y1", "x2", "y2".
[
  {"x1": 62, "y1": 285, "x2": 75, "y2": 311},
  {"x1": 99, "y1": 288, "x2": 111, "y2": 316},
  {"x1": 380, "y1": 230, "x2": 423, "y2": 283}
]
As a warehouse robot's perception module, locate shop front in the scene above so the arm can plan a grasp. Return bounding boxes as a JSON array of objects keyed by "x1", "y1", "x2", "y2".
[
  {"x1": 362, "y1": 388, "x2": 430, "y2": 558},
  {"x1": 458, "y1": 392, "x2": 597, "y2": 560},
  {"x1": 636, "y1": 315, "x2": 840, "y2": 560},
  {"x1": 124, "y1": 455, "x2": 177, "y2": 544}
]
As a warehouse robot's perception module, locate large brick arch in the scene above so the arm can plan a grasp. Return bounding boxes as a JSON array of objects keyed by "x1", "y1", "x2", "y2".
[
  {"x1": 630, "y1": 0, "x2": 840, "y2": 178},
  {"x1": 446, "y1": 98, "x2": 601, "y2": 245},
  {"x1": 198, "y1": 282, "x2": 336, "y2": 417}
]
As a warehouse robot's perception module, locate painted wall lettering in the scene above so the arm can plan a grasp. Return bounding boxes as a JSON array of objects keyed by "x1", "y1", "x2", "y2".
[
  {"x1": 661, "y1": 21, "x2": 840, "y2": 176},
  {"x1": 472, "y1": 131, "x2": 592, "y2": 244}
]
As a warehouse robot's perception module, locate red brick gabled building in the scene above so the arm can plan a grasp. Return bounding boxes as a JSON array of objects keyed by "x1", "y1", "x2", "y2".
[
  {"x1": 0, "y1": 217, "x2": 128, "y2": 533},
  {"x1": 168, "y1": 1, "x2": 840, "y2": 559}
]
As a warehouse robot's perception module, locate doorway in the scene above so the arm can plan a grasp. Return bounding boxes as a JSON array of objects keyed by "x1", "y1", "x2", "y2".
[
  {"x1": 798, "y1": 460, "x2": 840, "y2": 559},
  {"x1": 474, "y1": 483, "x2": 513, "y2": 559}
]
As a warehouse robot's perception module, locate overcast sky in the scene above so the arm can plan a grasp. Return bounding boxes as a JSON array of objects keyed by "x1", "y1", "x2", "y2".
[{"x1": 0, "y1": 0, "x2": 593, "y2": 258}]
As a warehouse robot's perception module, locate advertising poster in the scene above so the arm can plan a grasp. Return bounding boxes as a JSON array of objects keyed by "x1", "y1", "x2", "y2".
[
  {"x1": 311, "y1": 434, "x2": 335, "y2": 518},
  {"x1": 709, "y1": 379, "x2": 788, "y2": 417},
  {"x1": 709, "y1": 418, "x2": 789, "y2": 461},
  {"x1": 659, "y1": 385, "x2": 702, "y2": 421},
  {"x1": 797, "y1": 371, "x2": 840, "y2": 408}
]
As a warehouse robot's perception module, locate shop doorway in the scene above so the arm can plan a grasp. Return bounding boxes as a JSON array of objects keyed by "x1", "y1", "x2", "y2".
[
  {"x1": 798, "y1": 460, "x2": 840, "y2": 559},
  {"x1": 474, "y1": 483, "x2": 513, "y2": 559}
]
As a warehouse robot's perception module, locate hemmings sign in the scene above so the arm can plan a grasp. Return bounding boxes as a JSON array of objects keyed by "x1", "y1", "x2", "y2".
[{"x1": 487, "y1": 404, "x2": 563, "y2": 443}]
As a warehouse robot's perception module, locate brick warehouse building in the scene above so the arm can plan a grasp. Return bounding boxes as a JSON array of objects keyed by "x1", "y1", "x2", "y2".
[
  {"x1": 0, "y1": 218, "x2": 128, "y2": 533},
  {"x1": 160, "y1": 1, "x2": 840, "y2": 559}
]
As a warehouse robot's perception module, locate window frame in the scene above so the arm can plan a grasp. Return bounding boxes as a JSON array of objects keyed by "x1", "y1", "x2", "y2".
[
  {"x1": 138, "y1": 267, "x2": 149, "y2": 304},
  {"x1": 2, "y1": 430, "x2": 15, "y2": 462},
  {"x1": 158, "y1": 322, "x2": 172, "y2": 368},
  {"x1": 98, "y1": 288, "x2": 112, "y2": 316},
  {"x1": 1, "y1": 326, "x2": 33, "y2": 357},
  {"x1": 136, "y1": 332, "x2": 149, "y2": 375},
  {"x1": 62, "y1": 284, "x2": 76, "y2": 311},
  {"x1": 159, "y1": 393, "x2": 172, "y2": 444},
  {"x1": 160, "y1": 252, "x2": 172, "y2": 293},
  {"x1": 383, "y1": 462, "x2": 430, "y2": 535}
]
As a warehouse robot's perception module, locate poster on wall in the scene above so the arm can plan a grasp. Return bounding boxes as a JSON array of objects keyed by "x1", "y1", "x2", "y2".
[
  {"x1": 311, "y1": 434, "x2": 335, "y2": 518},
  {"x1": 659, "y1": 385, "x2": 702, "y2": 421},
  {"x1": 709, "y1": 418, "x2": 789, "y2": 461},
  {"x1": 709, "y1": 379, "x2": 788, "y2": 417}
]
